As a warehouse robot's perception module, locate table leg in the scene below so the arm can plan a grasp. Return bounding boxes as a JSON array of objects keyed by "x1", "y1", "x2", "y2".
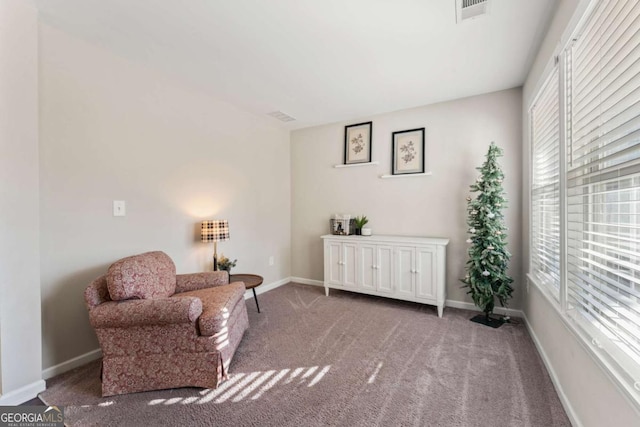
[{"x1": 252, "y1": 288, "x2": 260, "y2": 313}]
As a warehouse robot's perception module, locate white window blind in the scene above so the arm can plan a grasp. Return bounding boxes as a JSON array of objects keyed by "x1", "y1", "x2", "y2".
[
  {"x1": 566, "y1": 0, "x2": 640, "y2": 385},
  {"x1": 531, "y1": 67, "x2": 561, "y2": 297}
]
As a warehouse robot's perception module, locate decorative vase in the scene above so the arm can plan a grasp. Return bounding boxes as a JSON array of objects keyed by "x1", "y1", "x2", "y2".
[{"x1": 355, "y1": 228, "x2": 362, "y2": 235}]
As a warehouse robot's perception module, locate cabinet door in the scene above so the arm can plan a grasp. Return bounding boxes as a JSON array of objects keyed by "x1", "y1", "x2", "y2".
[
  {"x1": 415, "y1": 246, "x2": 437, "y2": 300},
  {"x1": 359, "y1": 244, "x2": 376, "y2": 291},
  {"x1": 343, "y1": 243, "x2": 358, "y2": 288},
  {"x1": 395, "y1": 246, "x2": 415, "y2": 298},
  {"x1": 325, "y1": 241, "x2": 343, "y2": 286},
  {"x1": 376, "y1": 245, "x2": 394, "y2": 294}
]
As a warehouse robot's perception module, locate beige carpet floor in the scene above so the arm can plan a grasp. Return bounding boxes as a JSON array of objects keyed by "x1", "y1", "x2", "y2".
[{"x1": 40, "y1": 283, "x2": 570, "y2": 426}]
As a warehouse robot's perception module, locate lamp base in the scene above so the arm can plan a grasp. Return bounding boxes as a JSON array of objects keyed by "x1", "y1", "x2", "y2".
[{"x1": 213, "y1": 241, "x2": 218, "y2": 271}]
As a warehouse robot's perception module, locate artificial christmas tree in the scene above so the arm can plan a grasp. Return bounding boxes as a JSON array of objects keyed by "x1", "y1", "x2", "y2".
[{"x1": 461, "y1": 142, "x2": 514, "y2": 327}]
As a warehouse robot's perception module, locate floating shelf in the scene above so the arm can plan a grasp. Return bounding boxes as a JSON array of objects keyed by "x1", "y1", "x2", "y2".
[
  {"x1": 380, "y1": 172, "x2": 433, "y2": 179},
  {"x1": 333, "y1": 161, "x2": 379, "y2": 168}
]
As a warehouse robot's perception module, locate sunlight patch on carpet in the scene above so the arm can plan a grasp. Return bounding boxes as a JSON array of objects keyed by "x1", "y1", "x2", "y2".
[
  {"x1": 368, "y1": 361, "x2": 384, "y2": 384},
  {"x1": 251, "y1": 369, "x2": 290, "y2": 400},
  {"x1": 145, "y1": 365, "x2": 332, "y2": 407},
  {"x1": 231, "y1": 370, "x2": 276, "y2": 402},
  {"x1": 308, "y1": 365, "x2": 331, "y2": 387}
]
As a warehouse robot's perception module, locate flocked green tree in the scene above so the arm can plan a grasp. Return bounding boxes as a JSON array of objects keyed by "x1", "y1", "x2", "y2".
[{"x1": 461, "y1": 142, "x2": 514, "y2": 320}]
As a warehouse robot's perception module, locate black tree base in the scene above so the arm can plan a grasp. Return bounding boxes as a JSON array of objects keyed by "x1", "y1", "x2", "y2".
[{"x1": 470, "y1": 314, "x2": 505, "y2": 329}]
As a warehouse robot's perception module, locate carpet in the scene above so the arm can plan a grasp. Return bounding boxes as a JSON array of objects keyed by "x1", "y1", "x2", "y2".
[{"x1": 40, "y1": 283, "x2": 570, "y2": 426}]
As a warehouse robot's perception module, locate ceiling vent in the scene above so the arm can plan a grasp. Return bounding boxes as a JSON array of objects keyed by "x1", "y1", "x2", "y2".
[
  {"x1": 456, "y1": 0, "x2": 489, "y2": 23},
  {"x1": 268, "y1": 111, "x2": 296, "y2": 122}
]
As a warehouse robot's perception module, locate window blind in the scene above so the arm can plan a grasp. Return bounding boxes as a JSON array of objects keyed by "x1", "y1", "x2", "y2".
[
  {"x1": 531, "y1": 67, "x2": 561, "y2": 297},
  {"x1": 567, "y1": 0, "x2": 640, "y2": 381}
]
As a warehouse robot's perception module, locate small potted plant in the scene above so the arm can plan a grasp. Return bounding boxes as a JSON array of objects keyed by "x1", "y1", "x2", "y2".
[
  {"x1": 354, "y1": 215, "x2": 369, "y2": 236},
  {"x1": 217, "y1": 254, "x2": 237, "y2": 273}
]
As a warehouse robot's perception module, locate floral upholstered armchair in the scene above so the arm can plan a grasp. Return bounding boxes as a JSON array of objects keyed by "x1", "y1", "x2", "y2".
[{"x1": 84, "y1": 251, "x2": 249, "y2": 396}]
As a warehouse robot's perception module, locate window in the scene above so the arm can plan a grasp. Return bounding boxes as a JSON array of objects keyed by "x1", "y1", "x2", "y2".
[
  {"x1": 566, "y1": 0, "x2": 640, "y2": 386},
  {"x1": 529, "y1": 0, "x2": 640, "y2": 401},
  {"x1": 530, "y1": 68, "x2": 561, "y2": 298}
]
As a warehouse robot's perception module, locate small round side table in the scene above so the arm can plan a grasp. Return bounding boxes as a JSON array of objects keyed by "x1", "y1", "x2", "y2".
[{"x1": 230, "y1": 274, "x2": 264, "y2": 313}]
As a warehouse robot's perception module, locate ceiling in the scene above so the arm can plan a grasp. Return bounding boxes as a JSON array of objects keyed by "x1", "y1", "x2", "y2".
[{"x1": 32, "y1": 0, "x2": 558, "y2": 129}]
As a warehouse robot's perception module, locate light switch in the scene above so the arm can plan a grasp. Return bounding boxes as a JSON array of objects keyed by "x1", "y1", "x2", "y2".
[{"x1": 113, "y1": 200, "x2": 126, "y2": 216}]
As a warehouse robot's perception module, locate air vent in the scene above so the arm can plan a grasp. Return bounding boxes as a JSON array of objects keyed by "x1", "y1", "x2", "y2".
[
  {"x1": 267, "y1": 111, "x2": 296, "y2": 122},
  {"x1": 456, "y1": 0, "x2": 489, "y2": 23}
]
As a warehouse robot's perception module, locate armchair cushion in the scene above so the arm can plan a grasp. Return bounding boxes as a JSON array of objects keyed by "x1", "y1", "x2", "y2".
[
  {"x1": 177, "y1": 282, "x2": 245, "y2": 337},
  {"x1": 106, "y1": 251, "x2": 176, "y2": 301},
  {"x1": 175, "y1": 271, "x2": 229, "y2": 293},
  {"x1": 89, "y1": 297, "x2": 202, "y2": 328}
]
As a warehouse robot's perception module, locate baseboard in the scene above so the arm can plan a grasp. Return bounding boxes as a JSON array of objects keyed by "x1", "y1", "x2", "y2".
[
  {"x1": 289, "y1": 278, "x2": 524, "y2": 317},
  {"x1": 522, "y1": 311, "x2": 582, "y2": 427},
  {"x1": 243, "y1": 276, "x2": 291, "y2": 300},
  {"x1": 0, "y1": 379, "x2": 46, "y2": 405},
  {"x1": 444, "y1": 299, "x2": 523, "y2": 318},
  {"x1": 41, "y1": 348, "x2": 102, "y2": 380},
  {"x1": 290, "y1": 277, "x2": 324, "y2": 287}
]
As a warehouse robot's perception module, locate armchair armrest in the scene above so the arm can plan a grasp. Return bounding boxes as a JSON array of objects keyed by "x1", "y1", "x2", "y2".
[
  {"x1": 89, "y1": 297, "x2": 202, "y2": 328},
  {"x1": 175, "y1": 271, "x2": 229, "y2": 293},
  {"x1": 84, "y1": 275, "x2": 111, "y2": 309}
]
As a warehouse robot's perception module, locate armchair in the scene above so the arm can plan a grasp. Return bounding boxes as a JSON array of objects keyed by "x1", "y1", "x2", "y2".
[{"x1": 84, "y1": 251, "x2": 249, "y2": 396}]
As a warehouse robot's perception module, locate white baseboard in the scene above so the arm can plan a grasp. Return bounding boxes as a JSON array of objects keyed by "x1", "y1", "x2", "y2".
[
  {"x1": 290, "y1": 278, "x2": 524, "y2": 317},
  {"x1": 243, "y1": 276, "x2": 290, "y2": 300},
  {"x1": 41, "y1": 348, "x2": 102, "y2": 380},
  {"x1": 0, "y1": 379, "x2": 46, "y2": 405},
  {"x1": 444, "y1": 299, "x2": 523, "y2": 318},
  {"x1": 522, "y1": 311, "x2": 582, "y2": 427},
  {"x1": 290, "y1": 277, "x2": 323, "y2": 287}
]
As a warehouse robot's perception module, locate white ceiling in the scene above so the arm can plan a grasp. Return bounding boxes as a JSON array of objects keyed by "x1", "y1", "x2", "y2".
[{"x1": 32, "y1": 0, "x2": 558, "y2": 129}]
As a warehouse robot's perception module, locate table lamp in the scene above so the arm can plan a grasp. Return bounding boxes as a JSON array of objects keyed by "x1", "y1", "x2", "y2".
[{"x1": 201, "y1": 220, "x2": 230, "y2": 271}]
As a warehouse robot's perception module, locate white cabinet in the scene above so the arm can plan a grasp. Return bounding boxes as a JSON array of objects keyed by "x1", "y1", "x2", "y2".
[
  {"x1": 395, "y1": 246, "x2": 416, "y2": 299},
  {"x1": 358, "y1": 244, "x2": 394, "y2": 294},
  {"x1": 395, "y1": 246, "x2": 439, "y2": 300},
  {"x1": 322, "y1": 235, "x2": 449, "y2": 317},
  {"x1": 324, "y1": 241, "x2": 357, "y2": 288},
  {"x1": 415, "y1": 246, "x2": 437, "y2": 301}
]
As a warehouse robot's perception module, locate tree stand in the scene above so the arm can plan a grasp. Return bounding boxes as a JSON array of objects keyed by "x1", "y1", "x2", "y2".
[{"x1": 470, "y1": 313, "x2": 505, "y2": 329}]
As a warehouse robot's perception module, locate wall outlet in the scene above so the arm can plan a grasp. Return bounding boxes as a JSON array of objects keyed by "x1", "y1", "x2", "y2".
[
  {"x1": 113, "y1": 200, "x2": 126, "y2": 216},
  {"x1": 269, "y1": 256, "x2": 274, "y2": 266}
]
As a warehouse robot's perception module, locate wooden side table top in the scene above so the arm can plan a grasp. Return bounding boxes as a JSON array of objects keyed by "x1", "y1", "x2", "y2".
[{"x1": 230, "y1": 274, "x2": 263, "y2": 290}]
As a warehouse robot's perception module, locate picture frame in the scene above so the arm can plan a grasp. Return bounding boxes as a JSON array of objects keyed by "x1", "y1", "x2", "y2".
[
  {"x1": 392, "y1": 128, "x2": 425, "y2": 175},
  {"x1": 344, "y1": 121, "x2": 372, "y2": 164}
]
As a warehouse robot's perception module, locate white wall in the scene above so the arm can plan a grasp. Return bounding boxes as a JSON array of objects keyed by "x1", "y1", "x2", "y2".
[
  {"x1": 291, "y1": 88, "x2": 523, "y2": 309},
  {"x1": 0, "y1": 0, "x2": 45, "y2": 402},
  {"x1": 39, "y1": 23, "x2": 291, "y2": 370},
  {"x1": 522, "y1": 0, "x2": 640, "y2": 425}
]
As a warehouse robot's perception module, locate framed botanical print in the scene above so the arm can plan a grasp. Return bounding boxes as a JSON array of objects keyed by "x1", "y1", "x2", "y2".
[
  {"x1": 344, "y1": 121, "x2": 372, "y2": 164},
  {"x1": 392, "y1": 128, "x2": 425, "y2": 175}
]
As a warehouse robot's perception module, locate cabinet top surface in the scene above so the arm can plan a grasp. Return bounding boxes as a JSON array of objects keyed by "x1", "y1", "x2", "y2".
[{"x1": 321, "y1": 234, "x2": 449, "y2": 245}]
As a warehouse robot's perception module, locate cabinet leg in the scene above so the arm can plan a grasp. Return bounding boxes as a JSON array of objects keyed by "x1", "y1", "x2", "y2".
[
  {"x1": 437, "y1": 305, "x2": 443, "y2": 318},
  {"x1": 325, "y1": 287, "x2": 329, "y2": 297}
]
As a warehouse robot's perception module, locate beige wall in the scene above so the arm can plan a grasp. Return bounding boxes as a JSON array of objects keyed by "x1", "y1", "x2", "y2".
[
  {"x1": 291, "y1": 88, "x2": 523, "y2": 309},
  {"x1": 39, "y1": 24, "x2": 291, "y2": 370},
  {"x1": 0, "y1": 0, "x2": 43, "y2": 399},
  {"x1": 522, "y1": 0, "x2": 640, "y2": 424}
]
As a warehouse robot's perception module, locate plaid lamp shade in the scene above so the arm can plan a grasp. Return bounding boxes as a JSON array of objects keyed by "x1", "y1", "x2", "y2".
[{"x1": 201, "y1": 220, "x2": 230, "y2": 242}]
